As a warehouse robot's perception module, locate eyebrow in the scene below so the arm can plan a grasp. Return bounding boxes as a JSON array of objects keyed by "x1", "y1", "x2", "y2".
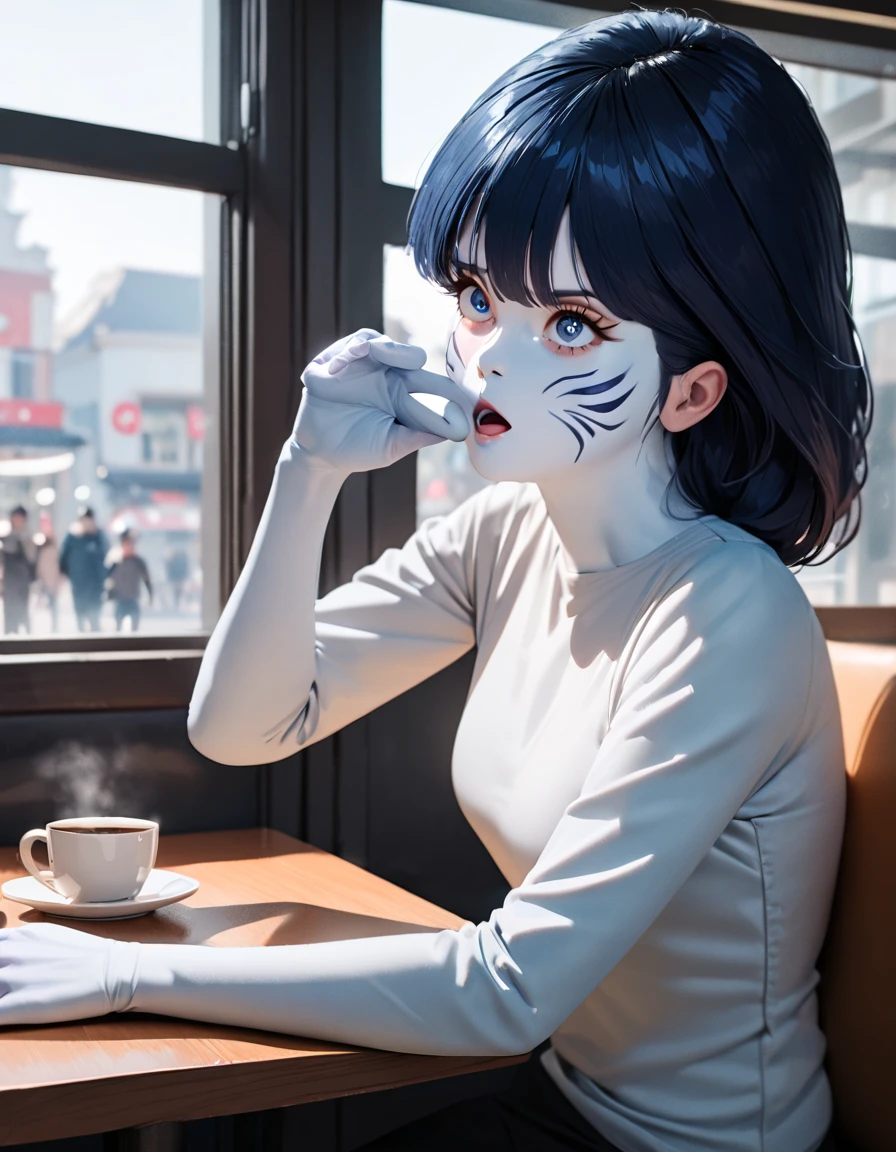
[{"x1": 449, "y1": 260, "x2": 486, "y2": 278}]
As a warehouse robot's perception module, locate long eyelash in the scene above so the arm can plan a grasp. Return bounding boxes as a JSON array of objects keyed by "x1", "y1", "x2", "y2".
[
  {"x1": 549, "y1": 304, "x2": 619, "y2": 343},
  {"x1": 447, "y1": 275, "x2": 492, "y2": 322},
  {"x1": 444, "y1": 274, "x2": 477, "y2": 299}
]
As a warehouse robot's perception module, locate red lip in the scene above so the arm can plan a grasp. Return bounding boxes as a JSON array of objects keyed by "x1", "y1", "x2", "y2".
[{"x1": 473, "y1": 397, "x2": 512, "y2": 434}]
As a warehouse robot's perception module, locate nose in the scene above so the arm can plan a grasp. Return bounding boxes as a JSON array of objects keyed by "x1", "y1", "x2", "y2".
[{"x1": 476, "y1": 338, "x2": 505, "y2": 380}]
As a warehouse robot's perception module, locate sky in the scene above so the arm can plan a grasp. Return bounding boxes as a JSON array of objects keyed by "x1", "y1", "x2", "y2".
[{"x1": 0, "y1": 0, "x2": 209, "y2": 328}]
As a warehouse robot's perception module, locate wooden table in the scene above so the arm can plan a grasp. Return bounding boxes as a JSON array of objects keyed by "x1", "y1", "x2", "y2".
[{"x1": 0, "y1": 828, "x2": 526, "y2": 1145}]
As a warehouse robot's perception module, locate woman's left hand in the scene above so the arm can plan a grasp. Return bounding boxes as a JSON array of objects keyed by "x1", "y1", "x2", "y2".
[{"x1": 0, "y1": 922, "x2": 140, "y2": 1027}]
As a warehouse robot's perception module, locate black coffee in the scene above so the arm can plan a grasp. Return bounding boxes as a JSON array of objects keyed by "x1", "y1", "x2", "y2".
[{"x1": 60, "y1": 826, "x2": 144, "y2": 835}]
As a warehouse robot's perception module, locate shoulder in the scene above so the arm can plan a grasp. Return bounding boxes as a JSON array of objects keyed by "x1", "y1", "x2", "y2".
[
  {"x1": 682, "y1": 517, "x2": 812, "y2": 623},
  {"x1": 631, "y1": 516, "x2": 818, "y2": 676}
]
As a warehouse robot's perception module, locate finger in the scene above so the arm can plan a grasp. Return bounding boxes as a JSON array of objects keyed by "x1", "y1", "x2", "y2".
[
  {"x1": 396, "y1": 366, "x2": 478, "y2": 415},
  {"x1": 406, "y1": 394, "x2": 470, "y2": 442},
  {"x1": 393, "y1": 391, "x2": 470, "y2": 443},
  {"x1": 313, "y1": 329, "x2": 381, "y2": 367},
  {"x1": 326, "y1": 340, "x2": 373, "y2": 376},
  {"x1": 437, "y1": 398, "x2": 470, "y2": 442},
  {"x1": 367, "y1": 338, "x2": 428, "y2": 372},
  {"x1": 386, "y1": 424, "x2": 445, "y2": 463},
  {"x1": 392, "y1": 384, "x2": 458, "y2": 438}
]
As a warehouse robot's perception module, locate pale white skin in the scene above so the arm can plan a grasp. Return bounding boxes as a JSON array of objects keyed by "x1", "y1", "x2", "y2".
[
  {"x1": 0, "y1": 214, "x2": 730, "y2": 1030},
  {"x1": 447, "y1": 210, "x2": 728, "y2": 571}
]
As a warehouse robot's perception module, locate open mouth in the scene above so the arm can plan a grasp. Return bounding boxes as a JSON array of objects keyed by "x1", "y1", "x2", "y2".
[{"x1": 473, "y1": 398, "x2": 512, "y2": 439}]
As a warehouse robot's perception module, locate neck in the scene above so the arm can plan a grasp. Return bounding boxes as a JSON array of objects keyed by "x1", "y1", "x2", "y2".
[{"x1": 537, "y1": 424, "x2": 696, "y2": 572}]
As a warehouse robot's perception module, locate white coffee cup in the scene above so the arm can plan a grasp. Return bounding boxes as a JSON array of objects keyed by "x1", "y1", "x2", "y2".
[{"x1": 19, "y1": 816, "x2": 159, "y2": 903}]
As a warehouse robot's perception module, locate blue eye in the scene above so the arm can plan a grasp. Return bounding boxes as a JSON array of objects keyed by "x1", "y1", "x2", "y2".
[
  {"x1": 458, "y1": 284, "x2": 492, "y2": 322},
  {"x1": 556, "y1": 316, "x2": 584, "y2": 342},
  {"x1": 551, "y1": 313, "x2": 594, "y2": 347}
]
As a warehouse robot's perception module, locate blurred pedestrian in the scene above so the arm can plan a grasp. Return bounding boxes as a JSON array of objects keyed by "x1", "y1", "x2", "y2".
[
  {"x1": 59, "y1": 507, "x2": 108, "y2": 632},
  {"x1": 106, "y1": 529, "x2": 152, "y2": 632},
  {"x1": 0, "y1": 505, "x2": 36, "y2": 634},
  {"x1": 35, "y1": 530, "x2": 62, "y2": 632},
  {"x1": 165, "y1": 546, "x2": 189, "y2": 611}
]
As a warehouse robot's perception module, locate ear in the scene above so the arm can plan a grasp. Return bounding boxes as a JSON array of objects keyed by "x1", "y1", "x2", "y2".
[{"x1": 659, "y1": 361, "x2": 728, "y2": 433}]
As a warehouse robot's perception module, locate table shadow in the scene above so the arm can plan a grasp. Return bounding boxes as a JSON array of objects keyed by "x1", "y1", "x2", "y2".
[
  {"x1": 15, "y1": 900, "x2": 440, "y2": 947},
  {"x1": 155, "y1": 829, "x2": 319, "y2": 869}
]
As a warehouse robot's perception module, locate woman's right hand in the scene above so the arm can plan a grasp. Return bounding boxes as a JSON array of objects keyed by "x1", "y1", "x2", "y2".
[{"x1": 291, "y1": 329, "x2": 473, "y2": 475}]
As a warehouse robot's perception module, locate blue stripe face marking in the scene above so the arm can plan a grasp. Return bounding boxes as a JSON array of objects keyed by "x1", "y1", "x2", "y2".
[
  {"x1": 445, "y1": 331, "x2": 463, "y2": 380},
  {"x1": 550, "y1": 411, "x2": 586, "y2": 462},
  {"x1": 445, "y1": 321, "x2": 634, "y2": 466},
  {"x1": 557, "y1": 368, "x2": 630, "y2": 398},
  {"x1": 578, "y1": 385, "x2": 636, "y2": 414},
  {"x1": 549, "y1": 366, "x2": 634, "y2": 462},
  {"x1": 575, "y1": 412, "x2": 627, "y2": 432},
  {"x1": 542, "y1": 366, "x2": 598, "y2": 395},
  {"x1": 565, "y1": 410, "x2": 597, "y2": 437}
]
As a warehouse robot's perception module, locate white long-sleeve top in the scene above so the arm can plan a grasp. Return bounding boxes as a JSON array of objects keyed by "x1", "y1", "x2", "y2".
[{"x1": 133, "y1": 479, "x2": 844, "y2": 1152}]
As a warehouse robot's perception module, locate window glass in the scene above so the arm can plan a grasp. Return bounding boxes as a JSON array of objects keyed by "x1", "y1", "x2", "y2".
[
  {"x1": 0, "y1": 0, "x2": 218, "y2": 143},
  {"x1": 382, "y1": 0, "x2": 559, "y2": 188},
  {"x1": 0, "y1": 165, "x2": 218, "y2": 637},
  {"x1": 383, "y1": 245, "x2": 491, "y2": 526},
  {"x1": 784, "y1": 62, "x2": 896, "y2": 605},
  {"x1": 384, "y1": 5, "x2": 896, "y2": 604}
]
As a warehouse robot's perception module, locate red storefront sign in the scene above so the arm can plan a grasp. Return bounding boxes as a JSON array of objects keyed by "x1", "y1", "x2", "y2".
[
  {"x1": 186, "y1": 404, "x2": 205, "y2": 441},
  {"x1": 112, "y1": 401, "x2": 141, "y2": 435},
  {"x1": 0, "y1": 399, "x2": 62, "y2": 427}
]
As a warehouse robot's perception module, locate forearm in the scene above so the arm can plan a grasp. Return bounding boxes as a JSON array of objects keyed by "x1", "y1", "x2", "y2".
[
  {"x1": 128, "y1": 927, "x2": 539, "y2": 1058},
  {"x1": 187, "y1": 440, "x2": 346, "y2": 765}
]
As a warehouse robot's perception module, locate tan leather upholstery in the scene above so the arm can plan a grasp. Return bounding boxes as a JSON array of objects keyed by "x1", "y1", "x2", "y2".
[{"x1": 818, "y1": 640, "x2": 896, "y2": 1152}]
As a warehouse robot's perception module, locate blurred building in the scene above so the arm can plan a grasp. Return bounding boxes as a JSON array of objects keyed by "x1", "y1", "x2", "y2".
[
  {"x1": 0, "y1": 166, "x2": 84, "y2": 534},
  {"x1": 53, "y1": 268, "x2": 203, "y2": 596},
  {"x1": 786, "y1": 68, "x2": 896, "y2": 603}
]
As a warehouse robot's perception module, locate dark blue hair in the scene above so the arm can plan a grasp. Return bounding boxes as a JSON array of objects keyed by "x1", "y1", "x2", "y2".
[{"x1": 408, "y1": 8, "x2": 872, "y2": 568}]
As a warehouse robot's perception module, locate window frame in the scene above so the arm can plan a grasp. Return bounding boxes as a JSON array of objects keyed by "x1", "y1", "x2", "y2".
[{"x1": 0, "y1": 0, "x2": 286, "y2": 710}]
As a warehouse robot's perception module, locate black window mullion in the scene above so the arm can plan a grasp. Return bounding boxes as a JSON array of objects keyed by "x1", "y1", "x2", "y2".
[
  {"x1": 407, "y1": 0, "x2": 896, "y2": 53},
  {"x1": 382, "y1": 181, "x2": 414, "y2": 250},
  {"x1": 0, "y1": 107, "x2": 243, "y2": 196}
]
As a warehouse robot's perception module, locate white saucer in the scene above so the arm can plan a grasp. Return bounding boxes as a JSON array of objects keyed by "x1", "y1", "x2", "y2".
[{"x1": 1, "y1": 868, "x2": 200, "y2": 920}]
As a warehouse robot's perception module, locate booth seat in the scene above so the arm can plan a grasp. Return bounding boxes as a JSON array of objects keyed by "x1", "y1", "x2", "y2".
[{"x1": 817, "y1": 640, "x2": 896, "y2": 1152}]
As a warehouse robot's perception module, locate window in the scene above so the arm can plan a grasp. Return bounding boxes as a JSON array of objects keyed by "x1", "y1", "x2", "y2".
[
  {"x1": 0, "y1": 168, "x2": 215, "y2": 640},
  {"x1": 784, "y1": 60, "x2": 896, "y2": 606},
  {"x1": 0, "y1": 0, "x2": 216, "y2": 143},
  {"x1": 383, "y1": 1, "x2": 896, "y2": 607},
  {"x1": 0, "y1": 0, "x2": 240, "y2": 668}
]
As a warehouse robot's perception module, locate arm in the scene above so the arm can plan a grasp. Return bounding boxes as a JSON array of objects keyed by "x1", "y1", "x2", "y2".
[
  {"x1": 0, "y1": 546, "x2": 838, "y2": 1055},
  {"x1": 58, "y1": 536, "x2": 70, "y2": 578},
  {"x1": 187, "y1": 330, "x2": 474, "y2": 766},
  {"x1": 140, "y1": 559, "x2": 153, "y2": 602}
]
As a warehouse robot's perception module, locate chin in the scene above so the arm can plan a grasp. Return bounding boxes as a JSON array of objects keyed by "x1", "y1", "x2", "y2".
[{"x1": 464, "y1": 438, "x2": 550, "y2": 484}]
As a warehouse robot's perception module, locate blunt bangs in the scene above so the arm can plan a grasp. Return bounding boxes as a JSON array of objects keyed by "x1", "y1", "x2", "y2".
[{"x1": 407, "y1": 9, "x2": 872, "y2": 569}]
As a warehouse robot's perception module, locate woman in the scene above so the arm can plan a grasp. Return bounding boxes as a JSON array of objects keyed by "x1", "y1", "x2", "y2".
[
  {"x1": 0, "y1": 12, "x2": 869, "y2": 1151},
  {"x1": 35, "y1": 530, "x2": 61, "y2": 633}
]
